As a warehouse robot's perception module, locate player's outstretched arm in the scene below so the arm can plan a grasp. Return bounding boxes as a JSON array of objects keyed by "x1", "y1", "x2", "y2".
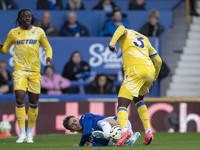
[
  {"x1": 0, "y1": 31, "x2": 13, "y2": 54},
  {"x1": 40, "y1": 30, "x2": 53, "y2": 66},
  {"x1": 151, "y1": 54, "x2": 162, "y2": 82},
  {"x1": 109, "y1": 25, "x2": 127, "y2": 52},
  {"x1": 79, "y1": 118, "x2": 93, "y2": 146}
]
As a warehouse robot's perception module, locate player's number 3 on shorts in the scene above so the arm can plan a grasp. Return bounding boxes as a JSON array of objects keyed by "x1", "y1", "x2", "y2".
[{"x1": 133, "y1": 33, "x2": 144, "y2": 48}]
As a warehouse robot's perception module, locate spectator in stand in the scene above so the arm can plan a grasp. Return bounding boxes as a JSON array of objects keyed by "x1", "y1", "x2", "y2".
[
  {"x1": 37, "y1": 0, "x2": 63, "y2": 10},
  {"x1": 59, "y1": 12, "x2": 89, "y2": 37},
  {"x1": 86, "y1": 74, "x2": 114, "y2": 94},
  {"x1": 128, "y1": 0, "x2": 145, "y2": 10},
  {"x1": 139, "y1": 9, "x2": 164, "y2": 37},
  {"x1": 41, "y1": 66, "x2": 70, "y2": 95},
  {"x1": 100, "y1": 9, "x2": 130, "y2": 36},
  {"x1": 0, "y1": 0, "x2": 18, "y2": 10},
  {"x1": 39, "y1": 12, "x2": 57, "y2": 36},
  {"x1": 62, "y1": 51, "x2": 90, "y2": 81},
  {"x1": 93, "y1": 0, "x2": 119, "y2": 12},
  {"x1": 0, "y1": 60, "x2": 12, "y2": 94},
  {"x1": 66, "y1": 0, "x2": 85, "y2": 10}
]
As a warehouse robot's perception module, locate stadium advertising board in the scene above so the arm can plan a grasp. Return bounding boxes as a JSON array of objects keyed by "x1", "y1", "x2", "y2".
[{"x1": 0, "y1": 101, "x2": 199, "y2": 135}]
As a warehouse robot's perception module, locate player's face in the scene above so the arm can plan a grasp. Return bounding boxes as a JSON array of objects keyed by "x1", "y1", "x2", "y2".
[
  {"x1": 72, "y1": 53, "x2": 81, "y2": 65},
  {"x1": 98, "y1": 75, "x2": 107, "y2": 87},
  {"x1": 19, "y1": 11, "x2": 32, "y2": 28},
  {"x1": 68, "y1": 117, "x2": 82, "y2": 132}
]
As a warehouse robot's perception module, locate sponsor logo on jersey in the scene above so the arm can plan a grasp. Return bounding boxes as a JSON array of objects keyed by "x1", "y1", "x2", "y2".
[{"x1": 17, "y1": 39, "x2": 37, "y2": 45}]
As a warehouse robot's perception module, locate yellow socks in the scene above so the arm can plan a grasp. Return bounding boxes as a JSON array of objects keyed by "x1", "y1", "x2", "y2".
[
  {"x1": 16, "y1": 103, "x2": 38, "y2": 136},
  {"x1": 28, "y1": 104, "x2": 38, "y2": 128},
  {"x1": 16, "y1": 104, "x2": 26, "y2": 128},
  {"x1": 136, "y1": 101, "x2": 151, "y2": 130},
  {"x1": 117, "y1": 107, "x2": 128, "y2": 133}
]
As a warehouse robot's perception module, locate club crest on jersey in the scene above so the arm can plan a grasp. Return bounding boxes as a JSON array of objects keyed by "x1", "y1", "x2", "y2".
[
  {"x1": 32, "y1": 31, "x2": 35, "y2": 34},
  {"x1": 17, "y1": 39, "x2": 37, "y2": 45},
  {"x1": 18, "y1": 32, "x2": 20, "y2": 35}
]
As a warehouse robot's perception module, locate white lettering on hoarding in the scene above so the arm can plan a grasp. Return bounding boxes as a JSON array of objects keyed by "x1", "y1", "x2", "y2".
[
  {"x1": 179, "y1": 103, "x2": 200, "y2": 133},
  {"x1": 89, "y1": 43, "x2": 122, "y2": 69}
]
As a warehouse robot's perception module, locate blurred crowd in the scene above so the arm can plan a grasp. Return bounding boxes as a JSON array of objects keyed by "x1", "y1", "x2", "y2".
[
  {"x1": 0, "y1": 0, "x2": 171, "y2": 37},
  {"x1": 1, "y1": 0, "x2": 194, "y2": 95},
  {"x1": 0, "y1": 50, "x2": 116, "y2": 95}
]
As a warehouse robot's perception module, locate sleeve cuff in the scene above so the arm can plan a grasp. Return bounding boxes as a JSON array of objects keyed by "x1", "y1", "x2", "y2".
[{"x1": 150, "y1": 53, "x2": 158, "y2": 57}]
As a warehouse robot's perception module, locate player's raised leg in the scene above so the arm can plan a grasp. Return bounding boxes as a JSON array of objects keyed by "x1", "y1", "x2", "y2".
[
  {"x1": 27, "y1": 92, "x2": 39, "y2": 143},
  {"x1": 115, "y1": 98, "x2": 132, "y2": 147},
  {"x1": 134, "y1": 96, "x2": 153, "y2": 145},
  {"x1": 15, "y1": 90, "x2": 27, "y2": 143},
  {"x1": 94, "y1": 120, "x2": 112, "y2": 139}
]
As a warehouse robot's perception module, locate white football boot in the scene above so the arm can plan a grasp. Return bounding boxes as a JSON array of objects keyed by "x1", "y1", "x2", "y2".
[
  {"x1": 27, "y1": 134, "x2": 34, "y2": 143},
  {"x1": 16, "y1": 134, "x2": 27, "y2": 143},
  {"x1": 124, "y1": 132, "x2": 141, "y2": 146},
  {"x1": 92, "y1": 130, "x2": 111, "y2": 140}
]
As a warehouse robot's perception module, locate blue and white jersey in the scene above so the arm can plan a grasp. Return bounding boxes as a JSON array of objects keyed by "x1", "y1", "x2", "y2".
[{"x1": 79, "y1": 113, "x2": 116, "y2": 146}]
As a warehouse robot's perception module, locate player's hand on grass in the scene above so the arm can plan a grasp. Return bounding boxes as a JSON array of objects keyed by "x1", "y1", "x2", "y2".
[
  {"x1": 85, "y1": 142, "x2": 92, "y2": 147},
  {"x1": 0, "y1": 42, "x2": 3, "y2": 49},
  {"x1": 73, "y1": 144, "x2": 79, "y2": 147},
  {"x1": 109, "y1": 44, "x2": 117, "y2": 52},
  {"x1": 46, "y1": 57, "x2": 53, "y2": 67}
]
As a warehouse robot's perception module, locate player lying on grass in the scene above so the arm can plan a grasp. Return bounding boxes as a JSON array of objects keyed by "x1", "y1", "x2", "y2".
[{"x1": 63, "y1": 113, "x2": 141, "y2": 147}]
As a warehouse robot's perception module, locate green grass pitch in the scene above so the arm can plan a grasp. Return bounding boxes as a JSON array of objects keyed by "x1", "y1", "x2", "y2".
[{"x1": 0, "y1": 132, "x2": 200, "y2": 150}]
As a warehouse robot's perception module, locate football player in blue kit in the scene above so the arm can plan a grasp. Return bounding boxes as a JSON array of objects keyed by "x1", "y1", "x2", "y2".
[{"x1": 63, "y1": 113, "x2": 140, "y2": 147}]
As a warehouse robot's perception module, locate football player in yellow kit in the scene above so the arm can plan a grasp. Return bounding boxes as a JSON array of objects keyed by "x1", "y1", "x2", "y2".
[
  {"x1": 109, "y1": 25, "x2": 162, "y2": 147},
  {"x1": 0, "y1": 9, "x2": 53, "y2": 143}
]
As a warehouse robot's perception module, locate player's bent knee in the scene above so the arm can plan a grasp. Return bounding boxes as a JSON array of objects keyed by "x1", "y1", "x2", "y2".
[
  {"x1": 118, "y1": 97, "x2": 131, "y2": 108},
  {"x1": 29, "y1": 100, "x2": 38, "y2": 105},
  {"x1": 133, "y1": 96, "x2": 144, "y2": 104},
  {"x1": 16, "y1": 98, "x2": 25, "y2": 105}
]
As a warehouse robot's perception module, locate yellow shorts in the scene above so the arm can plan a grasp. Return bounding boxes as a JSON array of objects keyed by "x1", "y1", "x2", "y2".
[
  {"x1": 13, "y1": 70, "x2": 41, "y2": 94},
  {"x1": 118, "y1": 65, "x2": 155, "y2": 100}
]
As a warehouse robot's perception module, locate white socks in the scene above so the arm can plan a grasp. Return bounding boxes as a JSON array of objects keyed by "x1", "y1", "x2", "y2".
[
  {"x1": 97, "y1": 120, "x2": 112, "y2": 139},
  {"x1": 121, "y1": 127, "x2": 129, "y2": 134},
  {"x1": 145, "y1": 128, "x2": 152, "y2": 134},
  {"x1": 27, "y1": 127, "x2": 33, "y2": 136},
  {"x1": 20, "y1": 127, "x2": 26, "y2": 136},
  {"x1": 127, "y1": 120, "x2": 133, "y2": 134}
]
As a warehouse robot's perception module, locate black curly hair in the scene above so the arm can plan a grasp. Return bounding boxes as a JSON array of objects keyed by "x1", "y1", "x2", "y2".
[{"x1": 15, "y1": 9, "x2": 38, "y2": 27}]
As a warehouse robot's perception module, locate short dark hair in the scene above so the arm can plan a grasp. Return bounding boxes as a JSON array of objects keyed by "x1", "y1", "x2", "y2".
[{"x1": 63, "y1": 116, "x2": 75, "y2": 130}]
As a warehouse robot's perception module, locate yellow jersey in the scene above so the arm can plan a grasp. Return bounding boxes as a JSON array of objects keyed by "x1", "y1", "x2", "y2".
[
  {"x1": 0, "y1": 26, "x2": 52, "y2": 72},
  {"x1": 118, "y1": 29, "x2": 157, "y2": 71}
]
